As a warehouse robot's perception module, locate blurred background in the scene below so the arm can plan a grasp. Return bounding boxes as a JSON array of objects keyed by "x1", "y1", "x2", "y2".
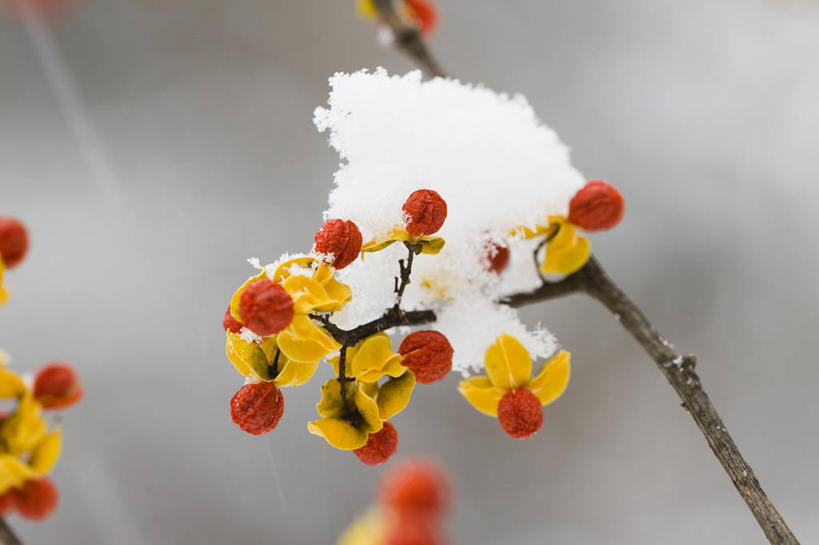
[{"x1": 1, "y1": 0, "x2": 818, "y2": 543}]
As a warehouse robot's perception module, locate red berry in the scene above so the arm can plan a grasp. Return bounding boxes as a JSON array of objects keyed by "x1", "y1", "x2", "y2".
[
  {"x1": 398, "y1": 331, "x2": 453, "y2": 384},
  {"x1": 0, "y1": 217, "x2": 29, "y2": 269},
  {"x1": 0, "y1": 490, "x2": 15, "y2": 516},
  {"x1": 354, "y1": 421, "x2": 398, "y2": 466},
  {"x1": 484, "y1": 241, "x2": 510, "y2": 274},
  {"x1": 313, "y1": 219, "x2": 363, "y2": 270},
  {"x1": 404, "y1": 0, "x2": 439, "y2": 36},
  {"x1": 384, "y1": 511, "x2": 445, "y2": 545},
  {"x1": 380, "y1": 459, "x2": 449, "y2": 515},
  {"x1": 230, "y1": 382, "x2": 284, "y2": 435},
  {"x1": 33, "y1": 363, "x2": 82, "y2": 410},
  {"x1": 222, "y1": 306, "x2": 243, "y2": 334},
  {"x1": 12, "y1": 478, "x2": 58, "y2": 521},
  {"x1": 497, "y1": 389, "x2": 543, "y2": 439},
  {"x1": 238, "y1": 279, "x2": 294, "y2": 337},
  {"x1": 568, "y1": 180, "x2": 625, "y2": 232},
  {"x1": 402, "y1": 190, "x2": 447, "y2": 237}
]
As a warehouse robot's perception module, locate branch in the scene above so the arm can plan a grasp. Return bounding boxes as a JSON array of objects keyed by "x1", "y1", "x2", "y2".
[
  {"x1": 0, "y1": 516, "x2": 22, "y2": 545},
  {"x1": 371, "y1": 0, "x2": 447, "y2": 78}
]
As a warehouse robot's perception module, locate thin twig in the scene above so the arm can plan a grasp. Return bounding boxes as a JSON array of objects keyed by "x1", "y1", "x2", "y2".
[
  {"x1": 358, "y1": 6, "x2": 801, "y2": 542},
  {"x1": 370, "y1": 0, "x2": 447, "y2": 78},
  {"x1": 0, "y1": 516, "x2": 22, "y2": 545}
]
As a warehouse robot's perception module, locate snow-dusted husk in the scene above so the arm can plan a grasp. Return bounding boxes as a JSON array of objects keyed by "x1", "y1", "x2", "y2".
[{"x1": 312, "y1": 69, "x2": 585, "y2": 374}]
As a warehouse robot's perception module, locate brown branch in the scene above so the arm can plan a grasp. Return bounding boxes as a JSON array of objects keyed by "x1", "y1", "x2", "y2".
[
  {"x1": 370, "y1": 0, "x2": 447, "y2": 78},
  {"x1": 0, "y1": 516, "x2": 22, "y2": 545},
  {"x1": 354, "y1": 8, "x2": 801, "y2": 542}
]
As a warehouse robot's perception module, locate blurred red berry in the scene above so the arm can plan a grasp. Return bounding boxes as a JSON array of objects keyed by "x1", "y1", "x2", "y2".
[
  {"x1": 384, "y1": 510, "x2": 445, "y2": 545},
  {"x1": 404, "y1": 0, "x2": 439, "y2": 36},
  {"x1": 398, "y1": 331, "x2": 453, "y2": 384},
  {"x1": 354, "y1": 421, "x2": 398, "y2": 466},
  {"x1": 314, "y1": 219, "x2": 363, "y2": 270},
  {"x1": 484, "y1": 241, "x2": 509, "y2": 274},
  {"x1": 222, "y1": 306, "x2": 243, "y2": 334},
  {"x1": 2, "y1": 0, "x2": 79, "y2": 18},
  {"x1": 380, "y1": 459, "x2": 449, "y2": 515},
  {"x1": 402, "y1": 190, "x2": 447, "y2": 237},
  {"x1": 230, "y1": 382, "x2": 284, "y2": 435},
  {"x1": 0, "y1": 217, "x2": 29, "y2": 269},
  {"x1": 568, "y1": 180, "x2": 624, "y2": 232},
  {"x1": 0, "y1": 490, "x2": 15, "y2": 516},
  {"x1": 497, "y1": 389, "x2": 543, "y2": 439},
  {"x1": 238, "y1": 279, "x2": 294, "y2": 337},
  {"x1": 12, "y1": 478, "x2": 58, "y2": 521},
  {"x1": 33, "y1": 363, "x2": 82, "y2": 410}
]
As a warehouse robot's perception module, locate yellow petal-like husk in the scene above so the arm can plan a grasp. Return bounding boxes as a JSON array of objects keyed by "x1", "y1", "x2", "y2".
[
  {"x1": 277, "y1": 315, "x2": 341, "y2": 363},
  {"x1": 419, "y1": 237, "x2": 445, "y2": 254},
  {"x1": 351, "y1": 333, "x2": 405, "y2": 383},
  {"x1": 375, "y1": 371, "x2": 416, "y2": 420},
  {"x1": 0, "y1": 455, "x2": 35, "y2": 495},
  {"x1": 315, "y1": 378, "x2": 349, "y2": 419},
  {"x1": 307, "y1": 419, "x2": 369, "y2": 450},
  {"x1": 29, "y1": 428, "x2": 62, "y2": 475},
  {"x1": 274, "y1": 360, "x2": 319, "y2": 387},
  {"x1": 337, "y1": 508, "x2": 386, "y2": 545},
  {"x1": 484, "y1": 334, "x2": 532, "y2": 389},
  {"x1": 540, "y1": 217, "x2": 591, "y2": 275},
  {"x1": 1, "y1": 394, "x2": 48, "y2": 455},
  {"x1": 457, "y1": 376, "x2": 505, "y2": 417},
  {"x1": 0, "y1": 258, "x2": 7, "y2": 307},
  {"x1": 283, "y1": 275, "x2": 332, "y2": 315},
  {"x1": 271, "y1": 256, "x2": 315, "y2": 282},
  {"x1": 527, "y1": 350, "x2": 571, "y2": 406},
  {"x1": 354, "y1": 385, "x2": 383, "y2": 435},
  {"x1": 0, "y1": 366, "x2": 25, "y2": 399},
  {"x1": 225, "y1": 332, "x2": 271, "y2": 380}
]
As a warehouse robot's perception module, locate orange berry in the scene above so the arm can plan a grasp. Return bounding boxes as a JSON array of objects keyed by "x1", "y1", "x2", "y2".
[
  {"x1": 314, "y1": 219, "x2": 363, "y2": 270},
  {"x1": 0, "y1": 217, "x2": 29, "y2": 269},
  {"x1": 12, "y1": 478, "x2": 59, "y2": 521},
  {"x1": 404, "y1": 0, "x2": 439, "y2": 36},
  {"x1": 238, "y1": 279, "x2": 294, "y2": 337},
  {"x1": 497, "y1": 389, "x2": 543, "y2": 439},
  {"x1": 402, "y1": 190, "x2": 447, "y2": 237},
  {"x1": 484, "y1": 241, "x2": 510, "y2": 274},
  {"x1": 354, "y1": 421, "x2": 399, "y2": 466},
  {"x1": 568, "y1": 180, "x2": 624, "y2": 232},
  {"x1": 230, "y1": 382, "x2": 284, "y2": 435},
  {"x1": 398, "y1": 331, "x2": 453, "y2": 384},
  {"x1": 222, "y1": 306, "x2": 243, "y2": 334},
  {"x1": 33, "y1": 363, "x2": 82, "y2": 410},
  {"x1": 380, "y1": 459, "x2": 449, "y2": 515}
]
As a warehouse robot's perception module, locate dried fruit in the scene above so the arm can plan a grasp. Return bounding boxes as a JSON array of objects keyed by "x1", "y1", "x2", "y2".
[
  {"x1": 0, "y1": 217, "x2": 29, "y2": 269},
  {"x1": 398, "y1": 331, "x2": 453, "y2": 384},
  {"x1": 402, "y1": 190, "x2": 447, "y2": 237},
  {"x1": 230, "y1": 382, "x2": 284, "y2": 435},
  {"x1": 314, "y1": 219, "x2": 363, "y2": 270},
  {"x1": 484, "y1": 241, "x2": 510, "y2": 274},
  {"x1": 497, "y1": 388, "x2": 543, "y2": 439},
  {"x1": 222, "y1": 306, "x2": 243, "y2": 334},
  {"x1": 380, "y1": 459, "x2": 449, "y2": 515},
  {"x1": 568, "y1": 180, "x2": 624, "y2": 232},
  {"x1": 404, "y1": 0, "x2": 439, "y2": 36},
  {"x1": 238, "y1": 279, "x2": 294, "y2": 337},
  {"x1": 12, "y1": 478, "x2": 59, "y2": 521},
  {"x1": 353, "y1": 421, "x2": 398, "y2": 466},
  {"x1": 33, "y1": 363, "x2": 82, "y2": 410}
]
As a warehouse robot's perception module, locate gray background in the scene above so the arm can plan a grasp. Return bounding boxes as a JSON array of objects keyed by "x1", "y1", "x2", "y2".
[{"x1": 1, "y1": 0, "x2": 818, "y2": 543}]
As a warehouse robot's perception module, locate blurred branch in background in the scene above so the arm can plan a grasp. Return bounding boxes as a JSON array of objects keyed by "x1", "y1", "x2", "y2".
[{"x1": 366, "y1": 1, "x2": 800, "y2": 543}]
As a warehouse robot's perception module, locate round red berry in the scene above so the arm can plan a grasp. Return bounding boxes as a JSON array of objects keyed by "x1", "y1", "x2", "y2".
[
  {"x1": 222, "y1": 306, "x2": 243, "y2": 334},
  {"x1": 497, "y1": 389, "x2": 543, "y2": 439},
  {"x1": 230, "y1": 382, "x2": 284, "y2": 435},
  {"x1": 0, "y1": 490, "x2": 15, "y2": 516},
  {"x1": 380, "y1": 459, "x2": 449, "y2": 515},
  {"x1": 314, "y1": 219, "x2": 363, "y2": 270},
  {"x1": 33, "y1": 363, "x2": 82, "y2": 410},
  {"x1": 238, "y1": 279, "x2": 294, "y2": 337},
  {"x1": 402, "y1": 190, "x2": 447, "y2": 237},
  {"x1": 0, "y1": 217, "x2": 29, "y2": 269},
  {"x1": 398, "y1": 331, "x2": 453, "y2": 384},
  {"x1": 12, "y1": 478, "x2": 58, "y2": 521},
  {"x1": 568, "y1": 180, "x2": 625, "y2": 232},
  {"x1": 404, "y1": 0, "x2": 439, "y2": 37},
  {"x1": 484, "y1": 241, "x2": 510, "y2": 274},
  {"x1": 354, "y1": 421, "x2": 398, "y2": 466}
]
